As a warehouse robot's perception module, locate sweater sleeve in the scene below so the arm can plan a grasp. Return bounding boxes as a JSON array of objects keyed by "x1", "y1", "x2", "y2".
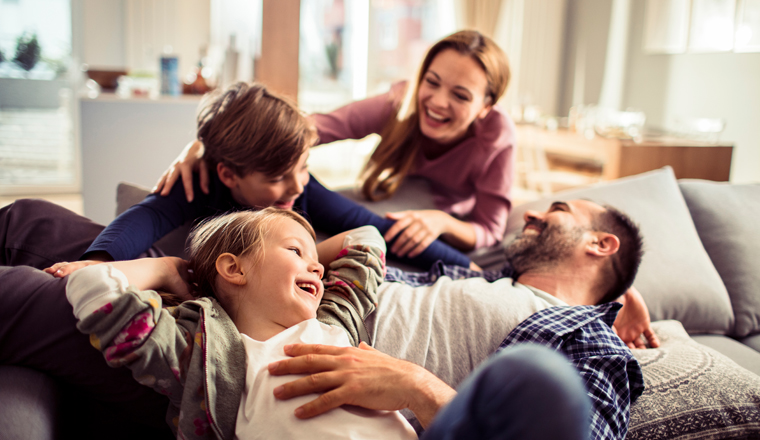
[
  {"x1": 469, "y1": 145, "x2": 515, "y2": 248},
  {"x1": 83, "y1": 175, "x2": 228, "y2": 261},
  {"x1": 311, "y1": 82, "x2": 406, "y2": 145},
  {"x1": 302, "y1": 176, "x2": 471, "y2": 269},
  {"x1": 317, "y1": 226, "x2": 386, "y2": 347},
  {"x1": 66, "y1": 265, "x2": 197, "y2": 411}
]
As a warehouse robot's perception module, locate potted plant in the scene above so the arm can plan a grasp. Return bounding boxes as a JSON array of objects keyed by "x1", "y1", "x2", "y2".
[{"x1": 13, "y1": 32, "x2": 41, "y2": 72}]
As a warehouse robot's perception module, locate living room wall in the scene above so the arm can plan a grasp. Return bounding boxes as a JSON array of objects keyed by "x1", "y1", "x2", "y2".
[{"x1": 623, "y1": 1, "x2": 760, "y2": 184}]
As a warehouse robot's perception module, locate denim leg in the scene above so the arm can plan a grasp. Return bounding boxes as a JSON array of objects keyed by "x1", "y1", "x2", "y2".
[{"x1": 421, "y1": 344, "x2": 591, "y2": 440}]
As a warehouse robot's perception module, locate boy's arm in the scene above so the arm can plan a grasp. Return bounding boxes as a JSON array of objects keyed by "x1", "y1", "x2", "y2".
[
  {"x1": 82, "y1": 177, "x2": 212, "y2": 262},
  {"x1": 317, "y1": 226, "x2": 386, "y2": 346}
]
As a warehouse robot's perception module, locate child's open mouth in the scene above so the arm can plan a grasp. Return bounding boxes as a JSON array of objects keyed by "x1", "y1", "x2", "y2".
[{"x1": 296, "y1": 283, "x2": 318, "y2": 296}]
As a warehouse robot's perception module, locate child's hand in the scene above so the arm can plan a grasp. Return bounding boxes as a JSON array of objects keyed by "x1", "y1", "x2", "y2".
[{"x1": 45, "y1": 260, "x2": 104, "y2": 278}]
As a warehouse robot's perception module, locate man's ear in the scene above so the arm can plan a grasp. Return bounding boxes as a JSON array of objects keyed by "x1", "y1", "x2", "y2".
[
  {"x1": 586, "y1": 232, "x2": 620, "y2": 257},
  {"x1": 215, "y1": 253, "x2": 247, "y2": 286},
  {"x1": 217, "y1": 163, "x2": 238, "y2": 189}
]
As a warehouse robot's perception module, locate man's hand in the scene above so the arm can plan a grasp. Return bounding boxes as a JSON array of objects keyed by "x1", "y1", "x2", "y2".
[
  {"x1": 613, "y1": 286, "x2": 660, "y2": 349},
  {"x1": 151, "y1": 140, "x2": 209, "y2": 202},
  {"x1": 268, "y1": 342, "x2": 456, "y2": 427}
]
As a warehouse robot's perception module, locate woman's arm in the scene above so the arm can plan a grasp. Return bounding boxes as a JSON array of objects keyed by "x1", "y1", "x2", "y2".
[
  {"x1": 466, "y1": 146, "x2": 514, "y2": 248},
  {"x1": 311, "y1": 84, "x2": 402, "y2": 145}
]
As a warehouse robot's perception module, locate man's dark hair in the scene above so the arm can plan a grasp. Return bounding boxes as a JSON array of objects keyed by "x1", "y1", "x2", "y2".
[{"x1": 593, "y1": 205, "x2": 644, "y2": 304}]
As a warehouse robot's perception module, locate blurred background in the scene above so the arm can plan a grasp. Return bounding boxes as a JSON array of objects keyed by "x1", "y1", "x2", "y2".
[{"x1": 0, "y1": 0, "x2": 758, "y2": 224}]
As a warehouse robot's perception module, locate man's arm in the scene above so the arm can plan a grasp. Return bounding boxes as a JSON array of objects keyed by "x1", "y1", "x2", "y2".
[
  {"x1": 268, "y1": 342, "x2": 456, "y2": 428},
  {"x1": 613, "y1": 287, "x2": 660, "y2": 349}
]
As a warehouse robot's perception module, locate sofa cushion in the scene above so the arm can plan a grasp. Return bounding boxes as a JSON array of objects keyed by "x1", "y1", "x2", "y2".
[
  {"x1": 678, "y1": 179, "x2": 760, "y2": 338},
  {"x1": 504, "y1": 167, "x2": 734, "y2": 334},
  {"x1": 628, "y1": 320, "x2": 760, "y2": 439},
  {"x1": 741, "y1": 334, "x2": 760, "y2": 353},
  {"x1": 690, "y1": 334, "x2": 760, "y2": 376}
]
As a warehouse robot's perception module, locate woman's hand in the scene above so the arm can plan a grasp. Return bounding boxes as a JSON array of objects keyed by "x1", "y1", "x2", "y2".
[
  {"x1": 151, "y1": 140, "x2": 209, "y2": 202},
  {"x1": 384, "y1": 210, "x2": 450, "y2": 258},
  {"x1": 384, "y1": 210, "x2": 477, "y2": 258},
  {"x1": 612, "y1": 286, "x2": 660, "y2": 349}
]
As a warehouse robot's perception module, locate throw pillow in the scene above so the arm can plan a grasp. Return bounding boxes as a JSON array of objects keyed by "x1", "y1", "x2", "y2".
[
  {"x1": 627, "y1": 320, "x2": 760, "y2": 439},
  {"x1": 678, "y1": 180, "x2": 760, "y2": 338}
]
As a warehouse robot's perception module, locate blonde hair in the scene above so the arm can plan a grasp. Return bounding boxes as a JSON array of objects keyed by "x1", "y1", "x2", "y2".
[
  {"x1": 187, "y1": 208, "x2": 316, "y2": 298},
  {"x1": 360, "y1": 30, "x2": 510, "y2": 200},
  {"x1": 197, "y1": 82, "x2": 318, "y2": 178}
]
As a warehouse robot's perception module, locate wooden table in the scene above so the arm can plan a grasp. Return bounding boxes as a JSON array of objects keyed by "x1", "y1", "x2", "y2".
[{"x1": 515, "y1": 125, "x2": 734, "y2": 182}]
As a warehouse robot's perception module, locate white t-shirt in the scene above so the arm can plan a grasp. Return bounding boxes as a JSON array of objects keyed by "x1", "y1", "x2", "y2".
[
  {"x1": 372, "y1": 277, "x2": 566, "y2": 389},
  {"x1": 235, "y1": 318, "x2": 417, "y2": 440}
]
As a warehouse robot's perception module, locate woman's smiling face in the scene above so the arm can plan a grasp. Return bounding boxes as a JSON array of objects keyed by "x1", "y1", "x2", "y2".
[{"x1": 417, "y1": 49, "x2": 493, "y2": 146}]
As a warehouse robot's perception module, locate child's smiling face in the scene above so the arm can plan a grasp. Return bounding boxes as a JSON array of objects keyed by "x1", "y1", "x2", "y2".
[
  {"x1": 241, "y1": 216, "x2": 324, "y2": 333},
  {"x1": 222, "y1": 149, "x2": 311, "y2": 210}
]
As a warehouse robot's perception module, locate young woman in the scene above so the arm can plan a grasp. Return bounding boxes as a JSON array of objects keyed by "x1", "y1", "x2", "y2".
[
  {"x1": 155, "y1": 30, "x2": 515, "y2": 261},
  {"x1": 68, "y1": 80, "x2": 472, "y2": 275}
]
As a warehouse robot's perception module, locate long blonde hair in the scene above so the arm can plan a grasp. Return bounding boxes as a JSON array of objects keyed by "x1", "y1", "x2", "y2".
[
  {"x1": 360, "y1": 30, "x2": 510, "y2": 201},
  {"x1": 187, "y1": 208, "x2": 316, "y2": 299}
]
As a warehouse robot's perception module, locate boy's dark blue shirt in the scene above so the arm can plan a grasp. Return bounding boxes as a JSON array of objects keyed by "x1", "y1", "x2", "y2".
[{"x1": 85, "y1": 173, "x2": 471, "y2": 270}]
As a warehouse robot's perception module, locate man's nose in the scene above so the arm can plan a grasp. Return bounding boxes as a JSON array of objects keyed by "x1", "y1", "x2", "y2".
[{"x1": 523, "y1": 209, "x2": 542, "y2": 223}]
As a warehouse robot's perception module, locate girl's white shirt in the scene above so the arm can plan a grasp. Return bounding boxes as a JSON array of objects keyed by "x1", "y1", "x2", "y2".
[{"x1": 235, "y1": 319, "x2": 417, "y2": 440}]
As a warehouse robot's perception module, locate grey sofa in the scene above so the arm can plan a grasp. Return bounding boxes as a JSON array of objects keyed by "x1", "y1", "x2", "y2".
[{"x1": 2, "y1": 166, "x2": 759, "y2": 439}]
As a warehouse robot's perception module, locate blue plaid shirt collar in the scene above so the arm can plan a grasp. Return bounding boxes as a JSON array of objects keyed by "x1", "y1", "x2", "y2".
[
  {"x1": 385, "y1": 261, "x2": 512, "y2": 286},
  {"x1": 500, "y1": 302, "x2": 645, "y2": 440}
]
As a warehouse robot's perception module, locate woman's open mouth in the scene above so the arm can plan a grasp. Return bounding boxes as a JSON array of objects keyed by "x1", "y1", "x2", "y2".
[{"x1": 424, "y1": 107, "x2": 450, "y2": 127}]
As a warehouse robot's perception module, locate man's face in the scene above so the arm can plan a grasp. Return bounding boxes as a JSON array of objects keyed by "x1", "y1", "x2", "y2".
[{"x1": 505, "y1": 200, "x2": 604, "y2": 276}]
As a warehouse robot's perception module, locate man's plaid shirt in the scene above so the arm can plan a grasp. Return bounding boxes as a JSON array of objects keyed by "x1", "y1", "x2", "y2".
[{"x1": 385, "y1": 263, "x2": 645, "y2": 440}]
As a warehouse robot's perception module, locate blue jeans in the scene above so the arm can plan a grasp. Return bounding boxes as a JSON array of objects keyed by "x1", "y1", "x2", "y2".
[{"x1": 422, "y1": 344, "x2": 591, "y2": 440}]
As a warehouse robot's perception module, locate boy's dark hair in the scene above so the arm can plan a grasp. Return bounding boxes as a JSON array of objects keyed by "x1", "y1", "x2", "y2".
[
  {"x1": 593, "y1": 205, "x2": 644, "y2": 304},
  {"x1": 196, "y1": 82, "x2": 316, "y2": 178}
]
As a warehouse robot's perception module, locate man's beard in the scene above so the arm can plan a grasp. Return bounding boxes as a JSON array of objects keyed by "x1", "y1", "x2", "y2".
[{"x1": 504, "y1": 219, "x2": 585, "y2": 278}]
